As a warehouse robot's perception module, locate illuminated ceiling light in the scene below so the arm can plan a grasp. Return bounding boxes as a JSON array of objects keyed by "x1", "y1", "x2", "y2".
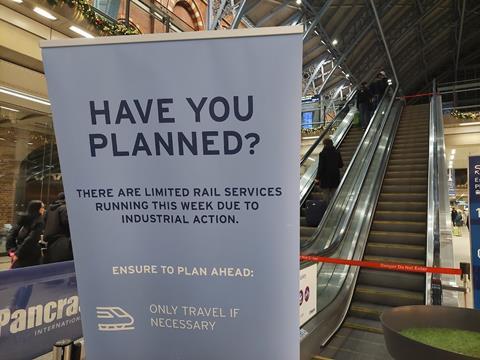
[
  {"x1": 450, "y1": 154, "x2": 454, "y2": 160},
  {"x1": 11, "y1": 0, "x2": 23, "y2": 3},
  {"x1": 0, "y1": 105, "x2": 19, "y2": 112},
  {"x1": 451, "y1": 149, "x2": 456, "y2": 154},
  {"x1": 448, "y1": 161, "x2": 453, "y2": 168},
  {"x1": 387, "y1": 78, "x2": 393, "y2": 85},
  {"x1": 0, "y1": 86, "x2": 50, "y2": 106},
  {"x1": 296, "y1": 0, "x2": 301, "y2": 4},
  {"x1": 69, "y1": 26, "x2": 94, "y2": 38},
  {"x1": 332, "y1": 39, "x2": 338, "y2": 46},
  {"x1": 346, "y1": 74, "x2": 350, "y2": 78},
  {"x1": 33, "y1": 7, "x2": 57, "y2": 20},
  {"x1": 459, "y1": 122, "x2": 480, "y2": 126}
]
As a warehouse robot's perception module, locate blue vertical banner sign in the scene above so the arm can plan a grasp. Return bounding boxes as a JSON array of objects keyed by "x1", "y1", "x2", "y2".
[
  {"x1": 41, "y1": 28, "x2": 302, "y2": 359},
  {"x1": 468, "y1": 155, "x2": 480, "y2": 309}
]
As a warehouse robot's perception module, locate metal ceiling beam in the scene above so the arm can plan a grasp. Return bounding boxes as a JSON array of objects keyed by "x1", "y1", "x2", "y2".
[
  {"x1": 311, "y1": 24, "x2": 356, "y2": 79},
  {"x1": 396, "y1": 16, "x2": 474, "y2": 78},
  {"x1": 399, "y1": 28, "x2": 479, "y2": 89},
  {"x1": 303, "y1": 51, "x2": 330, "y2": 71},
  {"x1": 318, "y1": 77, "x2": 347, "y2": 95},
  {"x1": 454, "y1": 0, "x2": 466, "y2": 84},
  {"x1": 369, "y1": 0, "x2": 398, "y2": 86},
  {"x1": 387, "y1": 0, "x2": 444, "y2": 52},
  {"x1": 256, "y1": 0, "x2": 290, "y2": 27},
  {"x1": 211, "y1": 0, "x2": 229, "y2": 30},
  {"x1": 302, "y1": 0, "x2": 335, "y2": 41},
  {"x1": 342, "y1": 0, "x2": 396, "y2": 71},
  {"x1": 303, "y1": 59, "x2": 328, "y2": 96},
  {"x1": 315, "y1": 63, "x2": 340, "y2": 95},
  {"x1": 231, "y1": 0, "x2": 260, "y2": 29},
  {"x1": 280, "y1": 11, "x2": 303, "y2": 26},
  {"x1": 414, "y1": 0, "x2": 429, "y2": 85}
]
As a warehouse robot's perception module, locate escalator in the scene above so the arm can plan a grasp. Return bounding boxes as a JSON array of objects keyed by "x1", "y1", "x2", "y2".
[
  {"x1": 316, "y1": 104, "x2": 430, "y2": 359},
  {"x1": 300, "y1": 126, "x2": 364, "y2": 243}
]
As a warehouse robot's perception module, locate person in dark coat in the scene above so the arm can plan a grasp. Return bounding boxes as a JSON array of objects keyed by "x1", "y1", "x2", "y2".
[
  {"x1": 357, "y1": 82, "x2": 372, "y2": 130},
  {"x1": 43, "y1": 192, "x2": 73, "y2": 263},
  {"x1": 370, "y1": 71, "x2": 388, "y2": 108},
  {"x1": 316, "y1": 137, "x2": 344, "y2": 202},
  {"x1": 6, "y1": 200, "x2": 45, "y2": 268},
  {"x1": 451, "y1": 208, "x2": 458, "y2": 226}
]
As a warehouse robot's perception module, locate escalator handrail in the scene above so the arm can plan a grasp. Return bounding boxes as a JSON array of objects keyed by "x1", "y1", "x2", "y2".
[
  {"x1": 301, "y1": 86, "x2": 392, "y2": 253},
  {"x1": 301, "y1": 98, "x2": 403, "y2": 355},
  {"x1": 300, "y1": 90, "x2": 357, "y2": 166},
  {"x1": 425, "y1": 82, "x2": 452, "y2": 305}
]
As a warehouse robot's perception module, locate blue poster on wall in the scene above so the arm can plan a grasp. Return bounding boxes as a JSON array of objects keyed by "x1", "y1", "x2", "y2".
[{"x1": 468, "y1": 156, "x2": 480, "y2": 309}]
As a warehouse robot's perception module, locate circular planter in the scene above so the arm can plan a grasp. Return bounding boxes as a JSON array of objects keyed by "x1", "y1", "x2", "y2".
[{"x1": 381, "y1": 305, "x2": 480, "y2": 360}]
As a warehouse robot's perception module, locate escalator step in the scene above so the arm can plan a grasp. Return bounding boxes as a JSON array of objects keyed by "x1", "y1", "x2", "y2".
[
  {"x1": 300, "y1": 235, "x2": 310, "y2": 243},
  {"x1": 353, "y1": 285, "x2": 424, "y2": 307},
  {"x1": 390, "y1": 153, "x2": 428, "y2": 161},
  {"x1": 374, "y1": 210, "x2": 426, "y2": 222},
  {"x1": 382, "y1": 177, "x2": 427, "y2": 186},
  {"x1": 350, "y1": 302, "x2": 392, "y2": 321},
  {"x1": 317, "y1": 328, "x2": 392, "y2": 360},
  {"x1": 379, "y1": 193, "x2": 427, "y2": 202},
  {"x1": 300, "y1": 226, "x2": 316, "y2": 237},
  {"x1": 357, "y1": 268, "x2": 425, "y2": 291},
  {"x1": 369, "y1": 230, "x2": 426, "y2": 245},
  {"x1": 381, "y1": 184, "x2": 427, "y2": 193},
  {"x1": 363, "y1": 255, "x2": 425, "y2": 265},
  {"x1": 343, "y1": 316, "x2": 383, "y2": 334},
  {"x1": 391, "y1": 145, "x2": 428, "y2": 153},
  {"x1": 387, "y1": 158, "x2": 428, "y2": 166},
  {"x1": 371, "y1": 220, "x2": 426, "y2": 233},
  {"x1": 387, "y1": 164, "x2": 427, "y2": 172},
  {"x1": 390, "y1": 150, "x2": 428, "y2": 157},
  {"x1": 396, "y1": 135, "x2": 428, "y2": 140},
  {"x1": 375, "y1": 201, "x2": 426, "y2": 212},
  {"x1": 384, "y1": 170, "x2": 427, "y2": 179},
  {"x1": 397, "y1": 129, "x2": 428, "y2": 134},
  {"x1": 300, "y1": 216, "x2": 307, "y2": 226},
  {"x1": 393, "y1": 136, "x2": 428, "y2": 146},
  {"x1": 365, "y1": 242, "x2": 425, "y2": 259}
]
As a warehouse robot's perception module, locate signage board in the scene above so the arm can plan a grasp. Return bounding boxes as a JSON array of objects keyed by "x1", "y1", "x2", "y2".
[{"x1": 41, "y1": 28, "x2": 302, "y2": 359}]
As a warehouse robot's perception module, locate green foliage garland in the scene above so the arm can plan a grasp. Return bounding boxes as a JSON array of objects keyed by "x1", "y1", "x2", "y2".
[
  {"x1": 46, "y1": 0, "x2": 140, "y2": 35},
  {"x1": 451, "y1": 110, "x2": 480, "y2": 121}
]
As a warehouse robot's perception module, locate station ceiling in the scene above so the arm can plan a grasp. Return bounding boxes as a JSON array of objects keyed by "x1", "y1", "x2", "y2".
[{"x1": 238, "y1": 0, "x2": 480, "y2": 97}]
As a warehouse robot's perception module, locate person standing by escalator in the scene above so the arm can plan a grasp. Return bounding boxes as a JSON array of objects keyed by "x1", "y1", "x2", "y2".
[
  {"x1": 6, "y1": 200, "x2": 45, "y2": 268},
  {"x1": 43, "y1": 192, "x2": 73, "y2": 263},
  {"x1": 316, "y1": 137, "x2": 344, "y2": 202},
  {"x1": 357, "y1": 82, "x2": 372, "y2": 130}
]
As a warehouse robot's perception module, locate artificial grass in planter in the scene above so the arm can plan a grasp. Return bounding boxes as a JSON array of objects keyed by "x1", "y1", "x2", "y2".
[{"x1": 400, "y1": 328, "x2": 480, "y2": 358}]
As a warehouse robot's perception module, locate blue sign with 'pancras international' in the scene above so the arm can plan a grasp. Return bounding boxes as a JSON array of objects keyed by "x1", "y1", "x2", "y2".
[
  {"x1": 0, "y1": 261, "x2": 82, "y2": 360},
  {"x1": 469, "y1": 156, "x2": 480, "y2": 309}
]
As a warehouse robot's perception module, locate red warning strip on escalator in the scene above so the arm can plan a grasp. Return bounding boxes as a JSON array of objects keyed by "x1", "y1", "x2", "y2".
[
  {"x1": 397, "y1": 92, "x2": 435, "y2": 99},
  {"x1": 300, "y1": 255, "x2": 462, "y2": 275}
]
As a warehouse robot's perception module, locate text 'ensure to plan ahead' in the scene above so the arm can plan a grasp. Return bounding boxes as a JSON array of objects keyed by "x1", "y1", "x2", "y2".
[{"x1": 111, "y1": 265, "x2": 255, "y2": 277}]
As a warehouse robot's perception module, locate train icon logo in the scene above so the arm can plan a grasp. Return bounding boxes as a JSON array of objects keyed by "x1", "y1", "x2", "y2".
[{"x1": 96, "y1": 307, "x2": 135, "y2": 331}]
